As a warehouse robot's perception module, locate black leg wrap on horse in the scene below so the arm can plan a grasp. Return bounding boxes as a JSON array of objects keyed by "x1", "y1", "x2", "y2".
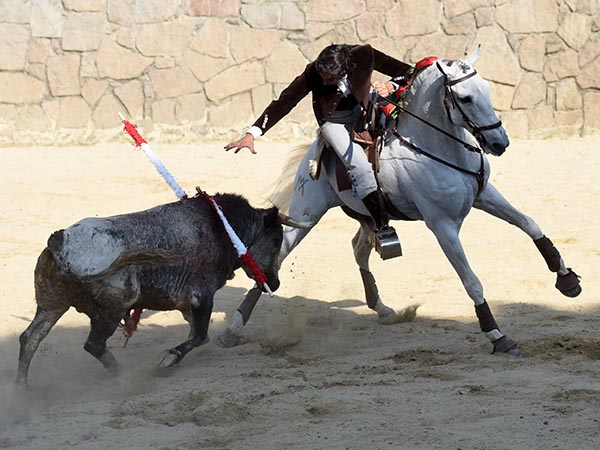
[
  {"x1": 237, "y1": 287, "x2": 263, "y2": 325},
  {"x1": 360, "y1": 269, "x2": 379, "y2": 309},
  {"x1": 555, "y1": 268, "x2": 581, "y2": 297},
  {"x1": 534, "y1": 235, "x2": 561, "y2": 272},
  {"x1": 492, "y1": 335, "x2": 518, "y2": 354},
  {"x1": 475, "y1": 301, "x2": 499, "y2": 332}
]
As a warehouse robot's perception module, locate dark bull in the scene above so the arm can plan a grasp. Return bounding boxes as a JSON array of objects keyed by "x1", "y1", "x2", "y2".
[{"x1": 16, "y1": 193, "x2": 303, "y2": 386}]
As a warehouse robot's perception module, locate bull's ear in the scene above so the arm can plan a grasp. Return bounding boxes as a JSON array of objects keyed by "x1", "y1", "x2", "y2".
[{"x1": 263, "y1": 207, "x2": 280, "y2": 228}]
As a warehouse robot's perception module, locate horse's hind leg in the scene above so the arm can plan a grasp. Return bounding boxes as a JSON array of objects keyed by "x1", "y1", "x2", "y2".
[
  {"x1": 17, "y1": 306, "x2": 68, "y2": 386},
  {"x1": 352, "y1": 222, "x2": 398, "y2": 323},
  {"x1": 474, "y1": 183, "x2": 581, "y2": 297}
]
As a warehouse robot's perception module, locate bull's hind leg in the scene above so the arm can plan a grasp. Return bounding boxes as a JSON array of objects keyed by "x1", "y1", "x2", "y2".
[
  {"x1": 17, "y1": 306, "x2": 68, "y2": 386},
  {"x1": 352, "y1": 222, "x2": 398, "y2": 323},
  {"x1": 17, "y1": 248, "x2": 70, "y2": 386},
  {"x1": 474, "y1": 183, "x2": 581, "y2": 297}
]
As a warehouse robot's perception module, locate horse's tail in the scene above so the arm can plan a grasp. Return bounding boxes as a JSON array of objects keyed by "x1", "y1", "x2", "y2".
[{"x1": 264, "y1": 144, "x2": 311, "y2": 214}]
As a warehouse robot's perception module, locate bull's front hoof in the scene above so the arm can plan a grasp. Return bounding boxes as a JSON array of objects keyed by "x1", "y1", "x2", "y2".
[
  {"x1": 218, "y1": 329, "x2": 240, "y2": 348},
  {"x1": 157, "y1": 349, "x2": 183, "y2": 368},
  {"x1": 492, "y1": 336, "x2": 523, "y2": 358},
  {"x1": 556, "y1": 269, "x2": 581, "y2": 298}
]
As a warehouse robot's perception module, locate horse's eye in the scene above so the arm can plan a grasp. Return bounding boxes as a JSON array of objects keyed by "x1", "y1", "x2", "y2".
[{"x1": 459, "y1": 96, "x2": 473, "y2": 104}]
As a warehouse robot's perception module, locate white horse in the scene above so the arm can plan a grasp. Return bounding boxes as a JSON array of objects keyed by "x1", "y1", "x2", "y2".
[{"x1": 221, "y1": 48, "x2": 581, "y2": 356}]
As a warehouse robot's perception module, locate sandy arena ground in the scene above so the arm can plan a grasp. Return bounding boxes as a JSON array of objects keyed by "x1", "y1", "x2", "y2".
[{"x1": 0, "y1": 135, "x2": 598, "y2": 449}]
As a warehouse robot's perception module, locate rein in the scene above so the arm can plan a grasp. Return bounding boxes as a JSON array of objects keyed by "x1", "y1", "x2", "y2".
[
  {"x1": 391, "y1": 130, "x2": 485, "y2": 192},
  {"x1": 379, "y1": 59, "x2": 502, "y2": 193},
  {"x1": 437, "y1": 61, "x2": 503, "y2": 144}
]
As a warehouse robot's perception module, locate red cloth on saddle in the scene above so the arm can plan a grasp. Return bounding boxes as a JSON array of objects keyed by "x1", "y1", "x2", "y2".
[
  {"x1": 380, "y1": 56, "x2": 438, "y2": 118},
  {"x1": 415, "y1": 56, "x2": 438, "y2": 72}
]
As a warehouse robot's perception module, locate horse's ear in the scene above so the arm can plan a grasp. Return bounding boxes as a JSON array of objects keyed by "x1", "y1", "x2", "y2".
[{"x1": 465, "y1": 44, "x2": 481, "y2": 66}]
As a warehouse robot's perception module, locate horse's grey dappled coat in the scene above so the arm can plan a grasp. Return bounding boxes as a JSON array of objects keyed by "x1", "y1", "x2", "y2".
[{"x1": 220, "y1": 49, "x2": 581, "y2": 355}]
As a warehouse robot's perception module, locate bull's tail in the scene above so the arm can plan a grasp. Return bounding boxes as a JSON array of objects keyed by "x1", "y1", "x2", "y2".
[
  {"x1": 47, "y1": 228, "x2": 182, "y2": 280},
  {"x1": 106, "y1": 249, "x2": 183, "y2": 274},
  {"x1": 64, "y1": 248, "x2": 183, "y2": 280}
]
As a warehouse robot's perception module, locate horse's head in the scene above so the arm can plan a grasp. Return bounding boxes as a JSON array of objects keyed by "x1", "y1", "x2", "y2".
[{"x1": 436, "y1": 47, "x2": 509, "y2": 156}]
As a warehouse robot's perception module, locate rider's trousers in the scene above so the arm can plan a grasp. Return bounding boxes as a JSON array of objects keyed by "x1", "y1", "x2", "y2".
[{"x1": 319, "y1": 105, "x2": 378, "y2": 199}]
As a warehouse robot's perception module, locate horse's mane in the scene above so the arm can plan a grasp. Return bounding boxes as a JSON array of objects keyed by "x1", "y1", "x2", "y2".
[{"x1": 264, "y1": 144, "x2": 310, "y2": 214}]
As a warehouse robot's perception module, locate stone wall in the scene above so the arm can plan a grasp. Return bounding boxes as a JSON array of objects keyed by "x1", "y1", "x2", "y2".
[{"x1": 0, "y1": 0, "x2": 599, "y2": 145}]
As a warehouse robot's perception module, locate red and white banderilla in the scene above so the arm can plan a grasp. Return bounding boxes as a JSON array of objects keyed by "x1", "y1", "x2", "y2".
[
  {"x1": 119, "y1": 113, "x2": 274, "y2": 295},
  {"x1": 119, "y1": 114, "x2": 275, "y2": 344},
  {"x1": 119, "y1": 113, "x2": 187, "y2": 199}
]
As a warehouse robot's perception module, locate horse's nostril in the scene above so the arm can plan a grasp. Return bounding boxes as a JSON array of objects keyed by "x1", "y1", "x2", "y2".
[{"x1": 493, "y1": 143, "x2": 506, "y2": 155}]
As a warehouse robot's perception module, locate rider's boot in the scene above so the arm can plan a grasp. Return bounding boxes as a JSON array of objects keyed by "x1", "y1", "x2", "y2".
[{"x1": 362, "y1": 191, "x2": 402, "y2": 259}]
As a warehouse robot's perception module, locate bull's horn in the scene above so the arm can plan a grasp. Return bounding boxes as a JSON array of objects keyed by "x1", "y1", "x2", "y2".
[{"x1": 277, "y1": 212, "x2": 313, "y2": 228}]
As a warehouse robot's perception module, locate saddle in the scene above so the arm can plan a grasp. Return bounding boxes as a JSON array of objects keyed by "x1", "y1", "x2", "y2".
[
  {"x1": 308, "y1": 87, "x2": 422, "y2": 225},
  {"x1": 353, "y1": 93, "x2": 384, "y2": 173},
  {"x1": 308, "y1": 126, "x2": 413, "y2": 223}
]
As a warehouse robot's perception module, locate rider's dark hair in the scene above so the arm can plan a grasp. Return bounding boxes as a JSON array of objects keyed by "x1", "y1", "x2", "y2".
[{"x1": 315, "y1": 44, "x2": 355, "y2": 77}]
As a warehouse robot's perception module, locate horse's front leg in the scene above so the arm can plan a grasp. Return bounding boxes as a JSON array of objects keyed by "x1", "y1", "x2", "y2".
[
  {"x1": 474, "y1": 183, "x2": 581, "y2": 297},
  {"x1": 219, "y1": 226, "x2": 314, "y2": 348},
  {"x1": 220, "y1": 164, "x2": 338, "y2": 347},
  {"x1": 352, "y1": 221, "x2": 399, "y2": 324},
  {"x1": 429, "y1": 219, "x2": 522, "y2": 356}
]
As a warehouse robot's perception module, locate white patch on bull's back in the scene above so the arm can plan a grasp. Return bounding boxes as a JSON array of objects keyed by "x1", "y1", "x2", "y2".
[{"x1": 58, "y1": 219, "x2": 126, "y2": 277}]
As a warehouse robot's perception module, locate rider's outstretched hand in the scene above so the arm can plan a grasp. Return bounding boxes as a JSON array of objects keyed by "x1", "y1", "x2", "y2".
[{"x1": 224, "y1": 133, "x2": 256, "y2": 154}]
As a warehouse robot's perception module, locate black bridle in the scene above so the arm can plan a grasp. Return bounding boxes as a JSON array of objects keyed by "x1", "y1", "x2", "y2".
[
  {"x1": 437, "y1": 61, "x2": 503, "y2": 146},
  {"x1": 381, "y1": 61, "x2": 503, "y2": 193}
]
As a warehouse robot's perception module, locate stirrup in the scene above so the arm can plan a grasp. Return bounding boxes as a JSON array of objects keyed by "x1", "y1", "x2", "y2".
[{"x1": 369, "y1": 226, "x2": 402, "y2": 260}]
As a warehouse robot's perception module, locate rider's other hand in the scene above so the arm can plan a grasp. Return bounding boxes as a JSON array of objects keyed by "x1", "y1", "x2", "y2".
[
  {"x1": 224, "y1": 133, "x2": 256, "y2": 154},
  {"x1": 372, "y1": 81, "x2": 393, "y2": 97}
]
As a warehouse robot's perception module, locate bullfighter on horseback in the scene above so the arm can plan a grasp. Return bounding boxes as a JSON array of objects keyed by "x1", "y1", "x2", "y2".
[{"x1": 224, "y1": 44, "x2": 411, "y2": 258}]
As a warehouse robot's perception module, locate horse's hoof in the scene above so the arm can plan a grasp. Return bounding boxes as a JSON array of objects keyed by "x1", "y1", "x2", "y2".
[
  {"x1": 14, "y1": 378, "x2": 29, "y2": 391},
  {"x1": 377, "y1": 310, "x2": 399, "y2": 325},
  {"x1": 562, "y1": 284, "x2": 582, "y2": 298},
  {"x1": 218, "y1": 330, "x2": 240, "y2": 348},
  {"x1": 556, "y1": 269, "x2": 581, "y2": 298},
  {"x1": 157, "y1": 349, "x2": 182, "y2": 368},
  {"x1": 503, "y1": 345, "x2": 523, "y2": 358},
  {"x1": 492, "y1": 336, "x2": 523, "y2": 358}
]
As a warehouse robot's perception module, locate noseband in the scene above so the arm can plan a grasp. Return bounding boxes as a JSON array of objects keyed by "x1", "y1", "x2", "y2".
[{"x1": 436, "y1": 61, "x2": 503, "y2": 143}]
